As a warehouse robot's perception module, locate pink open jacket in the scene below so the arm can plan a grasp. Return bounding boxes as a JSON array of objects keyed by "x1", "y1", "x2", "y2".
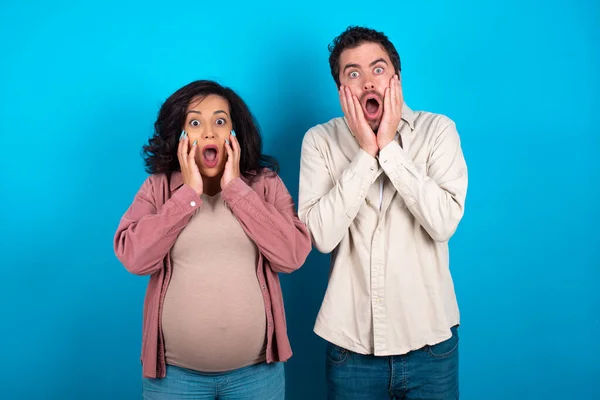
[{"x1": 113, "y1": 170, "x2": 311, "y2": 378}]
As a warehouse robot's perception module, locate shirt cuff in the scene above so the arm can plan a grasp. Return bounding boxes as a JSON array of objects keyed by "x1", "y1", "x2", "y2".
[
  {"x1": 172, "y1": 184, "x2": 203, "y2": 212},
  {"x1": 350, "y1": 148, "x2": 380, "y2": 186},
  {"x1": 378, "y1": 140, "x2": 410, "y2": 167},
  {"x1": 378, "y1": 140, "x2": 422, "y2": 207},
  {"x1": 221, "y1": 177, "x2": 252, "y2": 208}
]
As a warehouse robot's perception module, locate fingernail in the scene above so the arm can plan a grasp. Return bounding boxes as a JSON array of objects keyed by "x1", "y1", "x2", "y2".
[
  {"x1": 225, "y1": 139, "x2": 230, "y2": 144},
  {"x1": 180, "y1": 130, "x2": 186, "y2": 139},
  {"x1": 231, "y1": 130, "x2": 236, "y2": 137},
  {"x1": 192, "y1": 140, "x2": 197, "y2": 146}
]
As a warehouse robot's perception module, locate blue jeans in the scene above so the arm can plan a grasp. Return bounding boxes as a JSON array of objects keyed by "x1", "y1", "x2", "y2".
[
  {"x1": 142, "y1": 362, "x2": 285, "y2": 400},
  {"x1": 326, "y1": 326, "x2": 459, "y2": 400}
]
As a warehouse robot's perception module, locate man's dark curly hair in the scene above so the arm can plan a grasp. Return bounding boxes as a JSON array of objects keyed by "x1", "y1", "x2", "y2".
[
  {"x1": 328, "y1": 26, "x2": 401, "y2": 87},
  {"x1": 142, "y1": 80, "x2": 278, "y2": 179}
]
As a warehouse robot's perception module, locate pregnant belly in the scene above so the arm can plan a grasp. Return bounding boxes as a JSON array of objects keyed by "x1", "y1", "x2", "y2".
[{"x1": 161, "y1": 276, "x2": 267, "y2": 372}]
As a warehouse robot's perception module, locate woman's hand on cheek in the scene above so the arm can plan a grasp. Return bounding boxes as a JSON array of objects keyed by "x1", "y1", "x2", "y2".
[
  {"x1": 178, "y1": 131, "x2": 203, "y2": 196},
  {"x1": 220, "y1": 130, "x2": 241, "y2": 189}
]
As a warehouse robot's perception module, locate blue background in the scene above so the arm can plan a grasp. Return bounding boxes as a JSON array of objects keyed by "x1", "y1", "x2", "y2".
[{"x1": 1, "y1": 0, "x2": 598, "y2": 399}]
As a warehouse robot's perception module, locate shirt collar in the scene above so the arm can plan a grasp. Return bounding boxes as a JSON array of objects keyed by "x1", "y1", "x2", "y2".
[
  {"x1": 400, "y1": 103, "x2": 416, "y2": 131},
  {"x1": 169, "y1": 171, "x2": 184, "y2": 192}
]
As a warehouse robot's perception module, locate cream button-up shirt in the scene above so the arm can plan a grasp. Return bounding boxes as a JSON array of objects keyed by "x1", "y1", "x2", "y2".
[{"x1": 298, "y1": 104, "x2": 468, "y2": 355}]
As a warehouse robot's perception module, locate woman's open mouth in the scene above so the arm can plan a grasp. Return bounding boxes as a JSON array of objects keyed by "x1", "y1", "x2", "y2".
[{"x1": 202, "y1": 144, "x2": 219, "y2": 168}]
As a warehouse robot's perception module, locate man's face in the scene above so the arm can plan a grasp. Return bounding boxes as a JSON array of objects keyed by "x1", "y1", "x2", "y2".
[{"x1": 338, "y1": 42, "x2": 397, "y2": 132}]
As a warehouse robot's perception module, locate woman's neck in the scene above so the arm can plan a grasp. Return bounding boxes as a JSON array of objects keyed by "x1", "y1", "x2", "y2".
[{"x1": 202, "y1": 174, "x2": 222, "y2": 197}]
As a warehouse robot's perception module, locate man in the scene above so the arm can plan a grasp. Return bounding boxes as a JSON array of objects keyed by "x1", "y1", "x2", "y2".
[{"x1": 298, "y1": 26, "x2": 468, "y2": 399}]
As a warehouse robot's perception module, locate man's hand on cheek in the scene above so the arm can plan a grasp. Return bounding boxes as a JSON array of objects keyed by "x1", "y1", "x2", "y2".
[
  {"x1": 377, "y1": 75, "x2": 403, "y2": 150},
  {"x1": 339, "y1": 85, "x2": 379, "y2": 158}
]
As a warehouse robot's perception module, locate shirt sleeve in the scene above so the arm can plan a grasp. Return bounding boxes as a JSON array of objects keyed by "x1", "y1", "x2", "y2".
[
  {"x1": 378, "y1": 120, "x2": 468, "y2": 242},
  {"x1": 221, "y1": 175, "x2": 312, "y2": 273},
  {"x1": 113, "y1": 177, "x2": 201, "y2": 275},
  {"x1": 298, "y1": 128, "x2": 380, "y2": 253}
]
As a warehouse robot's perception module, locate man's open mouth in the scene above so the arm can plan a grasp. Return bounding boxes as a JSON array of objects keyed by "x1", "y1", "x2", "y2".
[{"x1": 361, "y1": 93, "x2": 382, "y2": 120}]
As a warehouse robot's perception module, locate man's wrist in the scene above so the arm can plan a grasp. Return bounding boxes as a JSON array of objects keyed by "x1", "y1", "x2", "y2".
[
  {"x1": 363, "y1": 145, "x2": 379, "y2": 157},
  {"x1": 377, "y1": 137, "x2": 394, "y2": 149}
]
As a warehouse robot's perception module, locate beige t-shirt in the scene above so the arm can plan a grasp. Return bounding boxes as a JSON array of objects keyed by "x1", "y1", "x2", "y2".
[{"x1": 161, "y1": 193, "x2": 267, "y2": 372}]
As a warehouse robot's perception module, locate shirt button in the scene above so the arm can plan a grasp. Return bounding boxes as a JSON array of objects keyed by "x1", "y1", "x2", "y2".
[{"x1": 190, "y1": 201, "x2": 196, "y2": 207}]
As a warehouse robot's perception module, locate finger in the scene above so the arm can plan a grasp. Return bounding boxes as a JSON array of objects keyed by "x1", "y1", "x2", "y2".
[
  {"x1": 187, "y1": 139, "x2": 197, "y2": 165},
  {"x1": 189, "y1": 144, "x2": 201, "y2": 177},
  {"x1": 384, "y1": 86, "x2": 391, "y2": 113},
  {"x1": 177, "y1": 131, "x2": 185, "y2": 157},
  {"x1": 390, "y1": 78, "x2": 396, "y2": 111},
  {"x1": 340, "y1": 86, "x2": 351, "y2": 117},
  {"x1": 339, "y1": 86, "x2": 349, "y2": 116},
  {"x1": 396, "y1": 75, "x2": 403, "y2": 109},
  {"x1": 346, "y1": 87, "x2": 359, "y2": 122},
  {"x1": 392, "y1": 75, "x2": 399, "y2": 109},
  {"x1": 351, "y1": 94, "x2": 366, "y2": 124},
  {"x1": 177, "y1": 134, "x2": 184, "y2": 162},
  {"x1": 178, "y1": 134, "x2": 188, "y2": 170},
  {"x1": 224, "y1": 138, "x2": 233, "y2": 164},
  {"x1": 231, "y1": 132, "x2": 241, "y2": 163}
]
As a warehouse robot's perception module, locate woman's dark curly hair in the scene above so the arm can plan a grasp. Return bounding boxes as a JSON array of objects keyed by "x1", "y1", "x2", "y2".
[{"x1": 142, "y1": 80, "x2": 279, "y2": 179}]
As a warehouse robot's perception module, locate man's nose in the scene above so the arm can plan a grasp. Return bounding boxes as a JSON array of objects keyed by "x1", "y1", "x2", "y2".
[{"x1": 363, "y1": 81, "x2": 375, "y2": 91}]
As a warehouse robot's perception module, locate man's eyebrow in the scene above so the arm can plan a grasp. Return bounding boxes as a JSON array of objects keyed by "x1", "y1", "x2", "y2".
[
  {"x1": 343, "y1": 58, "x2": 389, "y2": 73},
  {"x1": 370, "y1": 58, "x2": 388, "y2": 67},
  {"x1": 342, "y1": 63, "x2": 360, "y2": 73}
]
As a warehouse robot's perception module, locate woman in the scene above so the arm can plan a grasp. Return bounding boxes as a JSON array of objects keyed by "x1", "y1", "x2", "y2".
[{"x1": 114, "y1": 80, "x2": 311, "y2": 399}]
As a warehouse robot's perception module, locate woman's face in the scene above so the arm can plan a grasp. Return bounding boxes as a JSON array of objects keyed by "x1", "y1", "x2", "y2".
[{"x1": 183, "y1": 94, "x2": 232, "y2": 178}]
